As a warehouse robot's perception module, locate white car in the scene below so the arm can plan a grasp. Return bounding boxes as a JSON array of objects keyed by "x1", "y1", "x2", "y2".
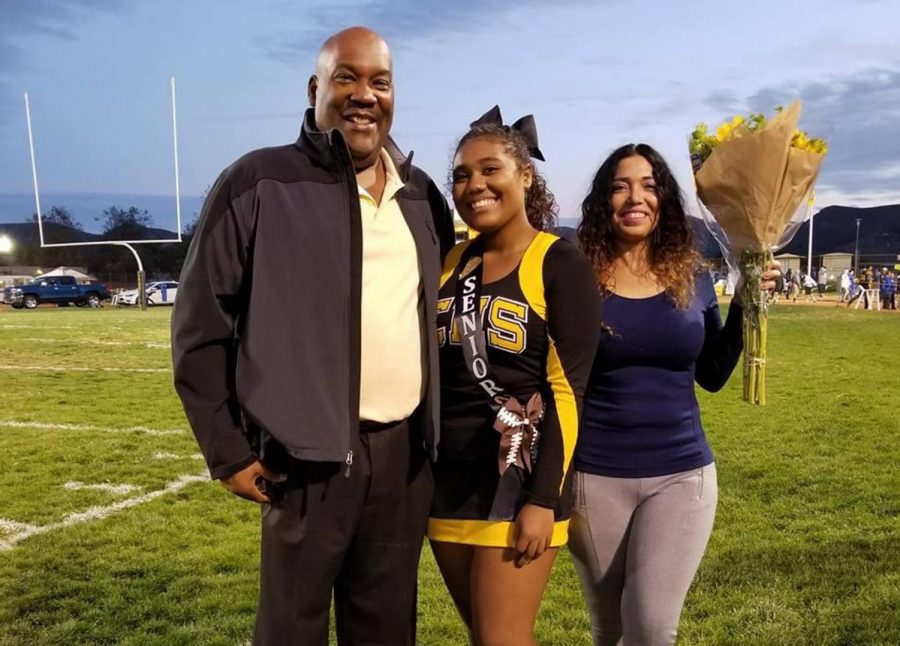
[{"x1": 116, "y1": 281, "x2": 178, "y2": 306}]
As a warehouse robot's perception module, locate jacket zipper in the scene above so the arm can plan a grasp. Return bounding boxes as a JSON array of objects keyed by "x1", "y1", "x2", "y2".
[{"x1": 344, "y1": 450, "x2": 354, "y2": 478}]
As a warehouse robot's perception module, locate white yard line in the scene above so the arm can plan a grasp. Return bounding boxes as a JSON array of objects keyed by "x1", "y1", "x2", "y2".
[
  {"x1": 1, "y1": 325, "x2": 78, "y2": 329},
  {"x1": 0, "y1": 364, "x2": 170, "y2": 373},
  {"x1": 0, "y1": 518, "x2": 39, "y2": 534},
  {"x1": 63, "y1": 482, "x2": 144, "y2": 495},
  {"x1": 0, "y1": 473, "x2": 208, "y2": 551},
  {"x1": 152, "y1": 451, "x2": 205, "y2": 461},
  {"x1": 18, "y1": 337, "x2": 171, "y2": 348},
  {"x1": 0, "y1": 420, "x2": 184, "y2": 436}
]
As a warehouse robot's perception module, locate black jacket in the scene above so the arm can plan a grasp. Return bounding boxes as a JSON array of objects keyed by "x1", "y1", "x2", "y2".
[{"x1": 172, "y1": 109, "x2": 455, "y2": 480}]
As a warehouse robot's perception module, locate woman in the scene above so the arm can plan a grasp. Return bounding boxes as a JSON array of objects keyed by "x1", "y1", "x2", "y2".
[
  {"x1": 428, "y1": 107, "x2": 601, "y2": 645},
  {"x1": 570, "y1": 143, "x2": 778, "y2": 646}
]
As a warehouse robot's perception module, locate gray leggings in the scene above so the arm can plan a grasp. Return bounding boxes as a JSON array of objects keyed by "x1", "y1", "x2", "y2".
[{"x1": 568, "y1": 464, "x2": 718, "y2": 646}]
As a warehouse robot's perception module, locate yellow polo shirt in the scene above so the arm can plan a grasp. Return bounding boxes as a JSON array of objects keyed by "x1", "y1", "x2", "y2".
[{"x1": 358, "y1": 150, "x2": 425, "y2": 422}]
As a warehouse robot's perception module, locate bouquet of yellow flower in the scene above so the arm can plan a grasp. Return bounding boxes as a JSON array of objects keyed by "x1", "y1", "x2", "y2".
[{"x1": 689, "y1": 101, "x2": 827, "y2": 405}]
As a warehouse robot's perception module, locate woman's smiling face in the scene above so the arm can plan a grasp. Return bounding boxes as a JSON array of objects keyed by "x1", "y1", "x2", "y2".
[
  {"x1": 609, "y1": 155, "x2": 660, "y2": 244},
  {"x1": 452, "y1": 136, "x2": 532, "y2": 234}
]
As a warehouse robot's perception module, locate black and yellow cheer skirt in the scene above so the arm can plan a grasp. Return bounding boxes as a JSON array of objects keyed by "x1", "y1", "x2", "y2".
[{"x1": 426, "y1": 451, "x2": 569, "y2": 548}]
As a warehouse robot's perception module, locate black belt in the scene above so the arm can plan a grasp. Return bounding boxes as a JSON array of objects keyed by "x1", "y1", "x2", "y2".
[{"x1": 359, "y1": 419, "x2": 403, "y2": 433}]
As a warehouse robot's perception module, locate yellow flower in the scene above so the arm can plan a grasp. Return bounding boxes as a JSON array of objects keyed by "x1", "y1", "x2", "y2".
[
  {"x1": 692, "y1": 108, "x2": 827, "y2": 166},
  {"x1": 716, "y1": 122, "x2": 734, "y2": 142}
]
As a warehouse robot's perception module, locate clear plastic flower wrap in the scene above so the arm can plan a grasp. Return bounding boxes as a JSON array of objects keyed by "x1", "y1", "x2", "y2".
[{"x1": 689, "y1": 101, "x2": 828, "y2": 404}]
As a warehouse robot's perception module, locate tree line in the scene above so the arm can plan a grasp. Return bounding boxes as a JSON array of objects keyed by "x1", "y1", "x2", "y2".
[{"x1": 11, "y1": 205, "x2": 199, "y2": 285}]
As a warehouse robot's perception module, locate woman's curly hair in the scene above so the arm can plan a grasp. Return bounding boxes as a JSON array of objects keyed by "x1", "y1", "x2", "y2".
[
  {"x1": 577, "y1": 143, "x2": 700, "y2": 308},
  {"x1": 452, "y1": 124, "x2": 558, "y2": 232}
]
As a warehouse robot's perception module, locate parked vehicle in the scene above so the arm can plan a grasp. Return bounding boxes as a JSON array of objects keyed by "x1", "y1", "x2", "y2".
[
  {"x1": 3, "y1": 275, "x2": 110, "y2": 309},
  {"x1": 116, "y1": 281, "x2": 178, "y2": 306}
]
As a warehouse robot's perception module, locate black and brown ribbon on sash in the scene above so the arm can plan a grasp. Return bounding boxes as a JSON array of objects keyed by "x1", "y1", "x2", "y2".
[{"x1": 494, "y1": 392, "x2": 544, "y2": 475}]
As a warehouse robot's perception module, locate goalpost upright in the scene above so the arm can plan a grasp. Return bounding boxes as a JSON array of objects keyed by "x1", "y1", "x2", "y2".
[{"x1": 23, "y1": 77, "x2": 184, "y2": 310}]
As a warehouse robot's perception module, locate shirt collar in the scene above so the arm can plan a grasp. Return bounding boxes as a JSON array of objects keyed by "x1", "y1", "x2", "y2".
[{"x1": 358, "y1": 149, "x2": 405, "y2": 205}]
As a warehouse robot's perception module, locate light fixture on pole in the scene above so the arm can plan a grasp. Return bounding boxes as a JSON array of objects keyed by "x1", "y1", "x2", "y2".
[
  {"x1": 854, "y1": 218, "x2": 862, "y2": 274},
  {"x1": 0, "y1": 235, "x2": 14, "y2": 255}
]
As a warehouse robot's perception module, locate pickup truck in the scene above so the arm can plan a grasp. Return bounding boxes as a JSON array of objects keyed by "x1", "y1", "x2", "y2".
[{"x1": 3, "y1": 275, "x2": 110, "y2": 309}]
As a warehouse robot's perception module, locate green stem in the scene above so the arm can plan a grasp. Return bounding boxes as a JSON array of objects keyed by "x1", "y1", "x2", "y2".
[{"x1": 740, "y1": 250, "x2": 769, "y2": 405}]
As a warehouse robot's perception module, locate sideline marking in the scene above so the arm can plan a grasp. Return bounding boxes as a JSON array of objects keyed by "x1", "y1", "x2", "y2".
[
  {"x1": 2, "y1": 325, "x2": 78, "y2": 329},
  {"x1": 0, "y1": 473, "x2": 208, "y2": 551},
  {"x1": 63, "y1": 482, "x2": 144, "y2": 495},
  {"x1": 0, "y1": 519, "x2": 39, "y2": 534},
  {"x1": 18, "y1": 337, "x2": 171, "y2": 348},
  {"x1": 0, "y1": 364, "x2": 170, "y2": 373},
  {"x1": 152, "y1": 451, "x2": 205, "y2": 460},
  {"x1": 0, "y1": 420, "x2": 184, "y2": 436}
]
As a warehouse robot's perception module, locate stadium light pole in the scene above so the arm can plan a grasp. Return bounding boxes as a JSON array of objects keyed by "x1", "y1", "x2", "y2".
[{"x1": 854, "y1": 218, "x2": 862, "y2": 274}]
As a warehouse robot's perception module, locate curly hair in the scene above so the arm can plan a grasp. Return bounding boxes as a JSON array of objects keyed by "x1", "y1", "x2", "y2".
[
  {"x1": 577, "y1": 143, "x2": 700, "y2": 308},
  {"x1": 452, "y1": 124, "x2": 558, "y2": 232}
]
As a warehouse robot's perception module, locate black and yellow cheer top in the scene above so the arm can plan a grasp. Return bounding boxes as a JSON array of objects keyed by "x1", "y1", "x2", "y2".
[{"x1": 427, "y1": 232, "x2": 602, "y2": 547}]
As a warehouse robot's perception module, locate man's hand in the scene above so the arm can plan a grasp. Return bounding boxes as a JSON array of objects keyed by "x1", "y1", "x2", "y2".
[
  {"x1": 219, "y1": 460, "x2": 287, "y2": 503},
  {"x1": 513, "y1": 503, "x2": 555, "y2": 567}
]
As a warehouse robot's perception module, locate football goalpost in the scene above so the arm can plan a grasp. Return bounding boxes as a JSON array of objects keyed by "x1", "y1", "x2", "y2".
[{"x1": 24, "y1": 77, "x2": 183, "y2": 311}]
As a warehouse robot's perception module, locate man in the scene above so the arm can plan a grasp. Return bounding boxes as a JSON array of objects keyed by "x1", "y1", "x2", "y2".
[
  {"x1": 790, "y1": 267, "x2": 802, "y2": 302},
  {"x1": 839, "y1": 269, "x2": 850, "y2": 302},
  {"x1": 817, "y1": 265, "x2": 828, "y2": 298},
  {"x1": 172, "y1": 27, "x2": 454, "y2": 645},
  {"x1": 880, "y1": 268, "x2": 895, "y2": 310}
]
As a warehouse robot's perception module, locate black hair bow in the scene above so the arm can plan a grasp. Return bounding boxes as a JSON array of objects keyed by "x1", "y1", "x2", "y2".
[{"x1": 470, "y1": 105, "x2": 545, "y2": 161}]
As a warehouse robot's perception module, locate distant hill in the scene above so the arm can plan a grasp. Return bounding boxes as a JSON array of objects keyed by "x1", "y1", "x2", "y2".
[
  {"x1": 0, "y1": 222, "x2": 180, "y2": 246},
  {"x1": 781, "y1": 204, "x2": 900, "y2": 256},
  {"x1": 687, "y1": 204, "x2": 899, "y2": 259},
  {"x1": 556, "y1": 205, "x2": 899, "y2": 260}
]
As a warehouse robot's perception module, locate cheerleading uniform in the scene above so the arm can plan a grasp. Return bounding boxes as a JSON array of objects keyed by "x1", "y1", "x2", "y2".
[{"x1": 427, "y1": 232, "x2": 601, "y2": 547}]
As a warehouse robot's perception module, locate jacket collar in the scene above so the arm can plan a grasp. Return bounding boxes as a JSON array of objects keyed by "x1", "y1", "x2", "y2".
[{"x1": 295, "y1": 108, "x2": 415, "y2": 182}]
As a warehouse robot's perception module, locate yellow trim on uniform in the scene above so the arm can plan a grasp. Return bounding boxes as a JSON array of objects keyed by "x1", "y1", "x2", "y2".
[
  {"x1": 547, "y1": 340, "x2": 578, "y2": 494},
  {"x1": 440, "y1": 240, "x2": 472, "y2": 289},
  {"x1": 518, "y1": 231, "x2": 559, "y2": 321},
  {"x1": 518, "y1": 231, "x2": 578, "y2": 496},
  {"x1": 427, "y1": 517, "x2": 570, "y2": 548}
]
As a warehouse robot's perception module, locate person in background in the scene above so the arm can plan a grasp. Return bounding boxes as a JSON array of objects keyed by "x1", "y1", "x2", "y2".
[
  {"x1": 571, "y1": 142, "x2": 778, "y2": 646},
  {"x1": 880, "y1": 268, "x2": 895, "y2": 310},
  {"x1": 847, "y1": 274, "x2": 863, "y2": 308},
  {"x1": 817, "y1": 265, "x2": 828, "y2": 298},
  {"x1": 840, "y1": 269, "x2": 851, "y2": 302},
  {"x1": 790, "y1": 267, "x2": 802, "y2": 302},
  {"x1": 861, "y1": 267, "x2": 872, "y2": 290},
  {"x1": 803, "y1": 272, "x2": 818, "y2": 301},
  {"x1": 772, "y1": 269, "x2": 785, "y2": 304}
]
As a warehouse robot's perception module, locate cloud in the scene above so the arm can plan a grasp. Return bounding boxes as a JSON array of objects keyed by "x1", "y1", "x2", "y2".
[
  {"x1": 704, "y1": 68, "x2": 900, "y2": 199},
  {"x1": 0, "y1": 0, "x2": 126, "y2": 51},
  {"x1": 0, "y1": 0, "x2": 126, "y2": 122},
  {"x1": 261, "y1": 0, "x2": 594, "y2": 66}
]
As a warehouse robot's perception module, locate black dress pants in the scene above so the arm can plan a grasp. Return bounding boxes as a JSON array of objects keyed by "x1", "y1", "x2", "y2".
[{"x1": 253, "y1": 418, "x2": 433, "y2": 646}]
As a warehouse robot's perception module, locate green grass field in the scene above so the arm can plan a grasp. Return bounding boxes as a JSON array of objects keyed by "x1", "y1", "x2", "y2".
[{"x1": 1, "y1": 304, "x2": 897, "y2": 645}]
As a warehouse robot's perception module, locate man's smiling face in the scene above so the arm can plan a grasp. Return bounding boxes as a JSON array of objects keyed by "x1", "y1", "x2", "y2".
[{"x1": 309, "y1": 29, "x2": 394, "y2": 171}]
